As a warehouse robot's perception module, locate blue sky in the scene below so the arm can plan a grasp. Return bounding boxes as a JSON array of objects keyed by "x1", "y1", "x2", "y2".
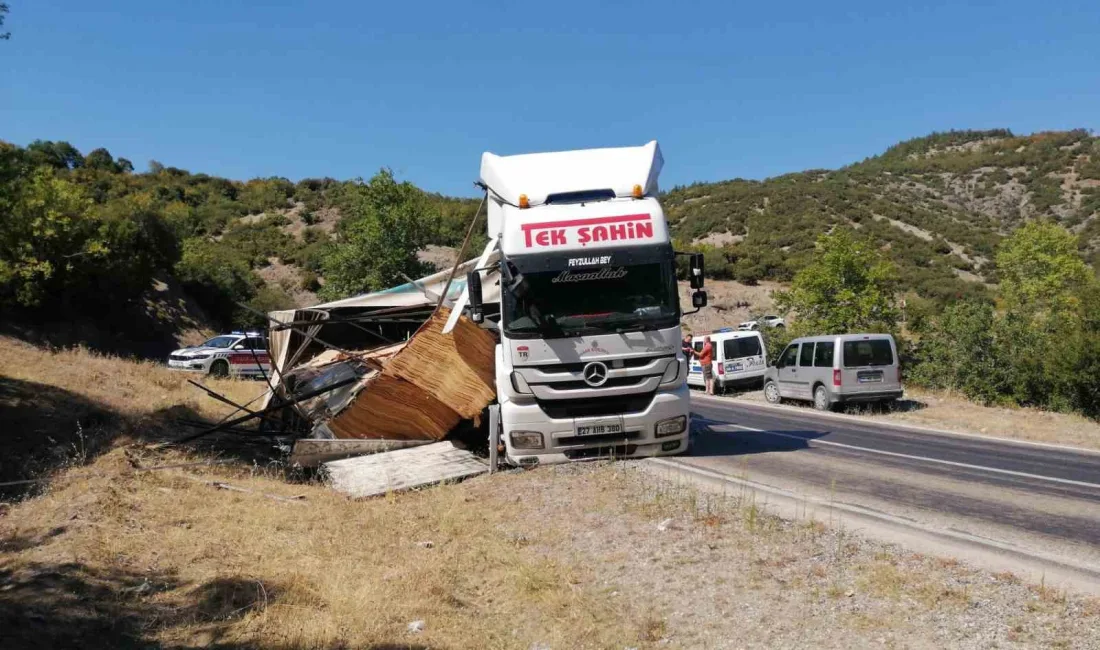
[{"x1": 2, "y1": 1, "x2": 1098, "y2": 196}]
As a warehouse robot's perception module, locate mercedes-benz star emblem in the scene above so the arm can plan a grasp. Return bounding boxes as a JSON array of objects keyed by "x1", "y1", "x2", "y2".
[{"x1": 582, "y1": 361, "x2": 609, "y2": 387}]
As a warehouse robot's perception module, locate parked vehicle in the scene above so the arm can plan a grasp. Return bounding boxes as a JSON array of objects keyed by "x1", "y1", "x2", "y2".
[
  {"x1": 762, "y1": 334, "x2": 902, "y2": 410},
  {"x1": 737, "y1": 315, "x2": 785, "y2": 330},
  {"x1": 167, "y1": 331, "x2": 272, "y2": 378},
  {"x1": 687, "y1": 329, "x2": 768, "y2": 392},
  {"x1": 462, "y1": 141, "x2": 706, "y2": 466}
]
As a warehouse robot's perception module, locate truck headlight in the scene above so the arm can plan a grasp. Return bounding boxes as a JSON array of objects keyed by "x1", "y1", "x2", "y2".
[
  {"x1": 660, "y1": 358, "x2": 680, "y2": 383},
  {"x1": 509, "y1": 431, "x2": 544, "y2": 449},
  {"x1": 655, "y1": 415, "x2": 687, "y2": 437},
  {"x1": 510, "y1": 371, "x2": 532, "y2": 394}
]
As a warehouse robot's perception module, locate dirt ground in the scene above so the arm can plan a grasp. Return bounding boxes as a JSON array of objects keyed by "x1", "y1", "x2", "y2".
[
  {"x1": 734, "y1": 386, "x2": 1100, "y2": 452},
  {"x1": 3, "y1": 337, "x2": 1100, "y2": 649},
  {"x1": 680, "y1": 279, "x2": 782, "y2": 334},
  {"x1": 3, "y1": 455, "x2": 1098, "y2": 649}
]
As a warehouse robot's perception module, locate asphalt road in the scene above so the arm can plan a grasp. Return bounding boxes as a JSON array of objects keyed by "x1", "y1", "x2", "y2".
[{"x1": 664, "y1": 394, "x2": 1100, "y2": 584}]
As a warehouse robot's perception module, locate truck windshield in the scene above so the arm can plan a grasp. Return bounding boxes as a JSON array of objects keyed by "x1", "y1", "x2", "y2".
[{"x1": 503, "y1": 259, "x2": 679, "y2": 339}]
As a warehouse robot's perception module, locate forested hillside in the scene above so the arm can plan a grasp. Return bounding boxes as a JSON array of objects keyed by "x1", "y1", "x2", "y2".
[
  {"x1": 0, "y1": 140, "x2": 478, "y2": 352},
  {"x1": 666, "y1": 129, "x2": 1100, "y2": 303},
  {"x1": 3, "y1": 130, "x2": 1098, "y2": 356}
]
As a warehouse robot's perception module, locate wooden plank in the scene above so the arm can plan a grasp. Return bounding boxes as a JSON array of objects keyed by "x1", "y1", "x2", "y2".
[
  {"x1": 323, "y1": 441, "x2": 488, "y2": 498},
  {"x1": 328, "y1": 373, "x2": 460, "y2": 440},
  {"x1": 384, "y1": 307, "x2": 496, "y2": 419},
  {"x1": 289, "y1": 438, "x2": 432, "y2": 468}
]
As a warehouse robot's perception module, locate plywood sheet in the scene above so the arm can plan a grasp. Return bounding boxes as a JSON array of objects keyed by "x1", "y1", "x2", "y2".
[
  {"x1": 289, "y1": 438, "x2": 433, "y2": 468},
  {"x1": 323, "y1": 441, "x2": 488, "y2": 498}
]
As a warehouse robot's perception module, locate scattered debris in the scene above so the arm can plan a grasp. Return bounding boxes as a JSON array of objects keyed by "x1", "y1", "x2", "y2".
[
  {"x1": 176, "y1": 474, "x2": 307, "y2": 505},
  {"x1": 407, "y1": 620, "x2": 425, "y2": 634},
  {"x1": 416, "y1": 541, "x2": 434, "y2": 549},
  {"x1": 657, "y1": 518, "x2": 673, "y2": 532},
  {"x1": 323, "y1": 441, "x2": 489, "y2": 499},
  {"x1": 288, "y1": 438, "x2": 432, "y2": 468}
]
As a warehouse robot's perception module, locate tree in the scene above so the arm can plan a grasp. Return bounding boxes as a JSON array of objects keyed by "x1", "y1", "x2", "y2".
[
  {"x1": 1, "y1": 2, "x2": 10, "y2": 40},
  {"x1": 26, "y1": 140, "x2": 83, "y2": 170},
  {"x1": 84, "y1": 147, "x2": 117, "y2": 171},
  {"x1": 0, "y1": 168, "x2": 98, "y2": 306},
  {"x1": 319, "y1": 169, "x2": 436, "y2": 301},
  {"x1": 995, "y1": 221, "x2": 1092, "y2": 321},
  {"x1": 774, "y1": 228, "x2": 899, "y2": 334}
]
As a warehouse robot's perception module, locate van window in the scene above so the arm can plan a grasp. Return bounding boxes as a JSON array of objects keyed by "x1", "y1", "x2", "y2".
[
  {"x1": 843, "y1": 340, "x2": 894, "y2": 367},
  {"x1": 724, "y1": 336, "x2": 762, "y2": 360},
  {"x1": 813, "y1": 342, "x2": 834, "y2": 367},
  {"x1": 799, "y1": 342, "x2": 814, "y2": 367},
  {"x1": 779, "y1": 344, "x2": 799, "y2": 368}
]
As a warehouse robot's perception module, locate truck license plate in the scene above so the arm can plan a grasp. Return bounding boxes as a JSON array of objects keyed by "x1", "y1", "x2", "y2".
[{"x1": 575, "y1": 423, "x2": 622, "y2": 436}]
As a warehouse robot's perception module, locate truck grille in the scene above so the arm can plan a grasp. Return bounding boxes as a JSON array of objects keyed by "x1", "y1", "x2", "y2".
[
  {"x1": 536, "y1": 391, "x2": 655, "y2": 419},
  {"x1": 531, "y1": 355, "x2": 667, "y2": 374},
  {"x1": 564, "y1": 444, "x2": 638, "y2": 460},
  {"x1": 538, "y1": 376, "x2": 648, "y2": 391},
  {"x1": 555, "y1": 430, "x2": 641, "y2": 447}
]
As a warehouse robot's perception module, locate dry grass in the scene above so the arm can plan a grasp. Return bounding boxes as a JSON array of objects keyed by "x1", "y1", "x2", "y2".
[
  {"x1": 737, "y1": 385, "x2": 1100, "y2": 451},
  {"x1": 0, "y1": 335, "x2": 266, "y2": 486},
  {"x1": 4, "y1": 336, "x2": 1100, "y2": 649}
]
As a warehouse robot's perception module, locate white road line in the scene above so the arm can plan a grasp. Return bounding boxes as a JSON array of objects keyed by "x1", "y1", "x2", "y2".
[
  {"x1": 691, "y1": 393, "x2": 1100, "y2": 457},
  {"x1": 720, "y1": 423, "x2": 1100, "y2": 491}
]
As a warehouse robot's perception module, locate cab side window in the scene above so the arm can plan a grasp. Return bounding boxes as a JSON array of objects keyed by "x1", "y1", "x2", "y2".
[
  {"x1": 813, "y1": 342, "x2": 834, "y2": 367},
  {"x1": 778, "y1": 344, "x2": 799, "y2": 368},
  {"x1": 799, "y1": 342, "x2": 814, "y2": 367}
]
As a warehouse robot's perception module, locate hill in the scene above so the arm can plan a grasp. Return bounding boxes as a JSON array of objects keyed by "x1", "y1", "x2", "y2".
[
  {"x1": 3, "y1": 130, "x2": 1097, "y2": 357},
  {"x1": 665, "y1": 129, "x2": 1100, "y2": 303}
]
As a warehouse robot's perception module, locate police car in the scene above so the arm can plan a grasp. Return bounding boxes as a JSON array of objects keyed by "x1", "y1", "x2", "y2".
[
  {"x1": 687, "y1": 327, "x2": 768, "y2": 392},
  {"x1": 167, "y1": 332, "x2": 272, "y2": 378}
]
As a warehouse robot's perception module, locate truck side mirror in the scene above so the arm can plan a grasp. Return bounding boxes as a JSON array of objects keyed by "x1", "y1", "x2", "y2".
[
  {"x1": 690, "y1": 253, "x2": 705, "y2": 289},
  {"x1": 466, "y1": 271, "x2": 484, "y2": 324},
  {"x1": 692, "y1": 290, "x2": 707, "y2": 309}
]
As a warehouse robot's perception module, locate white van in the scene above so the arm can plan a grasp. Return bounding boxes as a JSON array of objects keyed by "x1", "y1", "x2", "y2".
[{"x1": 687, "y1": 329, "x2": 768, "y2": 393}]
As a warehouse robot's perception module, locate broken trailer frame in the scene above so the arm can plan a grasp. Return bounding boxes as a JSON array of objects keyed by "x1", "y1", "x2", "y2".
[{"x1": 174, "y1": 246, "x2": 507, "y2": 484}]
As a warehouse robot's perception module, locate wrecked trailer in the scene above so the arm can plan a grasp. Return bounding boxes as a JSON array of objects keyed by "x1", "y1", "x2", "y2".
[{"x1": 259, "y1": 256, "x2": 502, "y2": 466}]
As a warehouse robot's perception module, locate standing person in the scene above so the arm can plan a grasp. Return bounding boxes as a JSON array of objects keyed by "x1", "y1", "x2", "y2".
[
  {"x1": 681, "y1": 334, "x2": 694, "y2": 360},
  {"x1": 697, "y1": 335, "x2": 715, "y2": 395}
]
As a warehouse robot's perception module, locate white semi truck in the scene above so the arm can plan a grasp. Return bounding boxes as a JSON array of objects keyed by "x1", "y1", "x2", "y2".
[{"x1": 451, "y1": 141, "x2": 707, "y2": 466}]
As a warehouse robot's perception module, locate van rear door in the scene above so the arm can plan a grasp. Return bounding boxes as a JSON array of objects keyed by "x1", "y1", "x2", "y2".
[
  {"x1": 839, "y1": 337, "x2": 898, "y2": 395},
  {"x1": 721, "y1": 334, "x2": 766, "y2": 378}
]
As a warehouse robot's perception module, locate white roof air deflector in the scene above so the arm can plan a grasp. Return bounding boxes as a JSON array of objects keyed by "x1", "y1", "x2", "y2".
[{"x1": 479, "y1": 141, "x2": 663, "y2": 207}]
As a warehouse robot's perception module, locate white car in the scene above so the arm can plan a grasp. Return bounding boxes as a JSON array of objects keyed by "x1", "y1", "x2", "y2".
[
  {"x1": 167, "y1": 332, "x2": 272, "y2": 378},
  {"x1": 737, "y1": 315, "x2": 785, "y2": 330}
]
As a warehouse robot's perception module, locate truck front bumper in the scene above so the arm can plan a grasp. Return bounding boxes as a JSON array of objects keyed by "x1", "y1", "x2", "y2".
[{"x1": 501, "y1": 385, "x2": 691, "y2": 466}]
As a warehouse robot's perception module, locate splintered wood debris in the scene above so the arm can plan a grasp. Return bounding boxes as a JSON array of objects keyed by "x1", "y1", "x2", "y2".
[{"x1": 278, "y1": 306, "x2": 496, "y2": 442}]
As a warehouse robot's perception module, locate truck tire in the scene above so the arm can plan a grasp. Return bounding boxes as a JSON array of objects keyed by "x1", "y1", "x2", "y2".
[
  {"x1": 764, "y1": 381, "x2": 781, "y2": 404},
  {"x1": 209, "y1": 359, "x2": 229, "y2": 378}
]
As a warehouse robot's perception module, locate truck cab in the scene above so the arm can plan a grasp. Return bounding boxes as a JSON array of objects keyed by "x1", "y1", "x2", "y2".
[{"x1": 466, "y1": 142, "x2": 704, "y2": 465}]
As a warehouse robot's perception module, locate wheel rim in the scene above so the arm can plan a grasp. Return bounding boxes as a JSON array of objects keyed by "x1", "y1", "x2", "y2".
[
  {"x1": 765, "y1": 383, "x2": 779, "y2": 402},
  {"x1": 212, "y1": 361, "x2": 228, "y2": 377},
  {"x1": 815, "y1": 388, "x2": 827, "y2": 409}
]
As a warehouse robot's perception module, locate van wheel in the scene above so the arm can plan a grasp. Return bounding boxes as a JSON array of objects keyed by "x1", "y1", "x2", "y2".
[
  {"x1": 813, "y1": 385, "x2": 832, "y2": 411},
  {"x1": 209, "y1": 359, "x2": 229, "y2": 378},
  {"x1": 764, "y1": 381, "x2": 781, "y2": 404}
]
